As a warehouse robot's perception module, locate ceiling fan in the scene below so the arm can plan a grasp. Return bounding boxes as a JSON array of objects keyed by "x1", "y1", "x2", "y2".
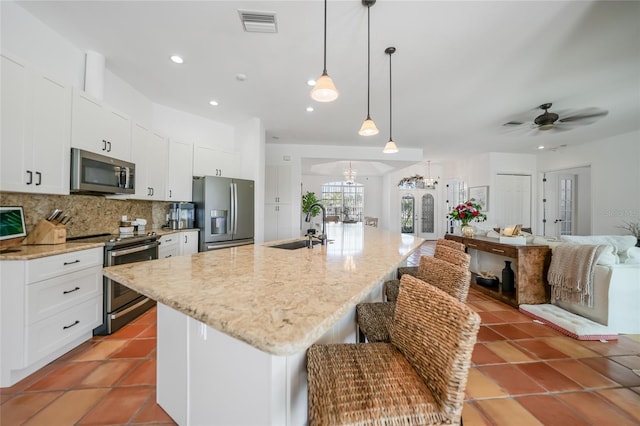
[{"x1": 503, "y1": 102, "x2": 609, "y2": 132}]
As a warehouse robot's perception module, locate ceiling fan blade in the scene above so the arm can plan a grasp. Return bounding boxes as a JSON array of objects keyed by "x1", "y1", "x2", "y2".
[
  {"x1": 558, "y1": 107, "x2": 608, "y2": 123},
  {"x1": 503, "y1": 121, "x2": 525, "y2": 126}
]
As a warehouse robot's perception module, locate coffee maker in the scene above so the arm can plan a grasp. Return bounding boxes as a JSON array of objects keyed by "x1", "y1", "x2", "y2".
[{"x1": 169, "y1": 203, "x2": 195, "y2": 230}]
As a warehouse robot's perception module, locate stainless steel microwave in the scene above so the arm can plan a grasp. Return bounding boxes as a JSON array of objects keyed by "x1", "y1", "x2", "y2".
[{"x1": 70, "y1": 148, "x2": 135, "y2": 194}]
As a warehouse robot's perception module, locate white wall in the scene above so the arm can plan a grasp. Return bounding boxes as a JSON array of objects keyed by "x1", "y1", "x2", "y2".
[{"x1": 536, "y1": 131, "x2": 640, "y2": 235}]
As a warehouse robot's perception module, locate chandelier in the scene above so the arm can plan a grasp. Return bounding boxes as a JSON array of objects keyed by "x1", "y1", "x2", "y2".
[
  {"x1": 425, "y1": 160, "x2": 438, "y2": 189},
  {"x1": 344, "y1": 161, "x2": 357, "y2": 184}
]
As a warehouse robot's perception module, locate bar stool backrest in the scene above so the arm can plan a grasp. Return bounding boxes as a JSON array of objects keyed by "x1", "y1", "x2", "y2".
[
  {"x1": 391, "y1": 274, "x2": 481, "y2": 418},
  {"x1": 416, "y1": 256, "x2": 471, "y2": 302}
]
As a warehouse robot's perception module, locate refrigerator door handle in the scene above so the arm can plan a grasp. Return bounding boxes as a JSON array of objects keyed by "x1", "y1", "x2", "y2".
[
  {"x1": 233, "y1": 182, "x2": 239, "y2": 235},
  {"x1": 229, "y1": 182, "x2": 233, "y2": 235}
]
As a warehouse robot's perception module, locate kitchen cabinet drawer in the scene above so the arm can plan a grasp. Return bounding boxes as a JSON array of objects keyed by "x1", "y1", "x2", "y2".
[
  {"x1": 25, "y1": 295, "x2": 102, "y2": 364},
  {"x1": 26, "y1": 266, "x2": 102, "y2": 325},
  {"x1": 26, "y1": 247, "x2": 102, "y2": 284},
  {"x1": 159, "y1": 234, "x2": 180, "y2": 259}
]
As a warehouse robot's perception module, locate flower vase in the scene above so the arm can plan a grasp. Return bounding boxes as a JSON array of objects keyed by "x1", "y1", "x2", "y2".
[{"x1": 461, "y1": 224, "x2": 475, "y2": 238}]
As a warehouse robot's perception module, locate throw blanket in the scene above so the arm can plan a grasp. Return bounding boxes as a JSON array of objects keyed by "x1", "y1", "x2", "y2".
[{"x1": 548, "y1": 244, "x2": 606, "y2": 308}]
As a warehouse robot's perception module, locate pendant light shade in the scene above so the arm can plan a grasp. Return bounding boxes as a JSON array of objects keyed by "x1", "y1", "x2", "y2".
[
  {"x1": 358, "y1": 0, "x2": 378, "y2": 136},
  {"x1": 311, "y1": 73, "x2": 339, "y2": 102},
  {"x1": 359, "y1": 118, "x2": 378, "y2": 136},
  {"x1": 383, "y1": 140, "x2": 399, "y2": 154},
  {"x1": 311, "y1": 0, "x2": 339, "y2": 102},
  {"x1": 383, "y1": 46, "x2": 398, "y2": 154}
]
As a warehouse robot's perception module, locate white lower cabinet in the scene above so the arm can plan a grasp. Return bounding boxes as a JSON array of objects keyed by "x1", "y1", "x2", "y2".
[
  {"x1": 264, "y1": 203, "x2": 293, "y2": 242},
  {"x1": 0, "y1": 247, "x2": 103, "y2": 387},
  {"x1": 158, "y1": 234, "x2": 180, "y2": 259},
  {"x1": 180, "y1": 230, "x2": 199, "y2": 255},
  {"x1": 160, "y1": 231, "x2": 199, "y2": 258}
]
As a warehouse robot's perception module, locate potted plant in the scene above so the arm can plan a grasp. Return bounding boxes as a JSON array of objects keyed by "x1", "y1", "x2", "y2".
[
  {"x1": 302, "y1": 191, "x2": 322, "y2": 233},
  {"x1": 618, "y1": 221, "x2": 640, "y2": 247}
]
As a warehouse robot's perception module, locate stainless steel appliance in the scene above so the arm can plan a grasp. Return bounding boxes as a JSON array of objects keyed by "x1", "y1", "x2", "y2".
[
  {"x1": 169, "y1": 202, "x2": 195, "y2": 230},
  {"x1": 193, "y1": 176, "x2": 254, "y2": 251},
  {"x1": 67, "y1": 232, "x2": 159, "y2": 334},
  {"x1": 70, "y1": 148, "x2": 136, "y2": 195}
]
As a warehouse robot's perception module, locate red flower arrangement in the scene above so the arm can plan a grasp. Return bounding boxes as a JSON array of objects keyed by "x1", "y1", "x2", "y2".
[{"x1": 448, "y1": 199, "x2": 487, "y2": 226}]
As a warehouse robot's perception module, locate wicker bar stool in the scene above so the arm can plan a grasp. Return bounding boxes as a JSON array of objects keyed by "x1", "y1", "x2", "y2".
[
  {"x1": 385, "y1": 245, "x2": 471, "y2": 302},
  {"x1": 358, "y1": 256, "x2": 471, "y2": 343},
  {"x1": 394, "y1": 238, "x2": 466, "y2": 282},
  {"x1": 308, "y1": 275, "x2": 481, "y2": 425}
]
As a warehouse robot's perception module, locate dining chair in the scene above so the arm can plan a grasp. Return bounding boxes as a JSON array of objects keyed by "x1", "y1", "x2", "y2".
[{"x1": 308, "y1": 274, "x2": 481, "y2": 425}]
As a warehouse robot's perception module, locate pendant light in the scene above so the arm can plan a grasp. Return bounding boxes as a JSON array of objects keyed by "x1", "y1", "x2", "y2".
[
  {"x1": 311, "y1": 0, "x2": 339, "y2": 102},
  {"x1": 358, "y1": 0, "x2": 379, "y2": 136},
  {"x1": 383, "y1": 46, "x2": 399, "y2": 153}
]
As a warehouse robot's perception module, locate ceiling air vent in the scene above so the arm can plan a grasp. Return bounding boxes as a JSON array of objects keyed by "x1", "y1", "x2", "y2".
[{"x1": 238, "y1": 10, "x2": 277, "y2": 33}]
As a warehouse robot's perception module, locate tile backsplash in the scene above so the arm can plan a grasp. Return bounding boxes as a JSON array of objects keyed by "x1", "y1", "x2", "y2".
[{"x1": 0, "y1": 192, "x2": 172, "y2": 238}]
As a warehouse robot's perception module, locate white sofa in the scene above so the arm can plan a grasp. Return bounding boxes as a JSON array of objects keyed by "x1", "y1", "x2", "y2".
[{"x1": 532, "y1": 235, "x2": 640, "y2": 334}]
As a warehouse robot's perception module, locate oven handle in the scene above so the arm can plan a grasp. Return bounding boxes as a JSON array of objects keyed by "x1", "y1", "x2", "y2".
[
  {"x1": 110, "y1": 242, "x2": 158, "y2": 258},
  {"x1": 110, "y1": 297, "x2": 152, "y2": 320}
]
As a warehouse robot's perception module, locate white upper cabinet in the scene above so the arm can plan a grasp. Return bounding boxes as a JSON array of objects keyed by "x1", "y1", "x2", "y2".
[
  {"x1": 1, "y1": 52, "x2": 71, "y2": 195},
  {"x1": 166, "y1": 139, "x2": 193, "y2": 201},
  {"x1": 71, "y1": 89, "x2": 132, "y2": 161},
  {"x1": 192, "y1": 145, "x2": 239, "y2": 178},
  {"x1": 265, "y1": 165, "x2": 292, "y2": 204},
  {"x1": 131, "y1": 123, "x2": 168, "y2": 200}
]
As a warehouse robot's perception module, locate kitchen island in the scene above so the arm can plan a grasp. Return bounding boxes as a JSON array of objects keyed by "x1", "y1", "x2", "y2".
[{"x1": 102, "y1": 224, "x2": 423, "y2": 425}]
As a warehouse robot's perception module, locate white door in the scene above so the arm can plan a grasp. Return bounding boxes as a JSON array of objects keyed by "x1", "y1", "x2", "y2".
[
  {"x1": 494, "y1": 174, "x2": 532, "y2": 230},
  {"x1": 556, "y1": 174, "x2": 576, "y2": 236}
]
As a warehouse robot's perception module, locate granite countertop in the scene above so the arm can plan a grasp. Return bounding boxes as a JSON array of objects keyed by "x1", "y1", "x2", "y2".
[
  {"x1": 0, "y1": 242, "x2": 105, "y2": 260},
  {"x1": 103, "y1": 224, "x2": 423, "y2": 355}
]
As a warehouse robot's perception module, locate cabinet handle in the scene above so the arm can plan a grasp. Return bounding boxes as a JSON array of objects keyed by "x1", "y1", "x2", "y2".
[
  {"x1": 102, "y1": 139, "x2": 107, "y2": 151},
  {"x1": 166, "y1": 254, "x2": 172, "y2": 258},
  {"x1": 169, "y1": 189, "x2": 172, "y2": 198},
  {"x1": 63, "y1": 320, "x2": 80, "y2": 330},
  {"x1": 63, "y1": 259, "x2": 80, "y2": 266},
  {"x1": 107, "y1": 141, "x2": 112, "y2": 152},
  {"x1": 467, "y1": 243, "x2": 477, "y2": 248},
  {"x1": 26, "y1": 170, "x2": 33, "y2": 185},
  {"x1": 165, "y1": 238, "x2": 172, "y2": 242},
  {"x1": 185, "y1": 235, "x2": 188, "y2": 243},
  {"x1": 151, "y1": 187, "x2": 154, "y2": 196},
  {"x1": 35, "y1": 171, "x2": 42, "y2": 185},
  {"x1": 63, "y1": 286, "x2": 81, "y2": 294},
  {"x1": 491, "y1": 249, "x2": 506, "y2": 254}
]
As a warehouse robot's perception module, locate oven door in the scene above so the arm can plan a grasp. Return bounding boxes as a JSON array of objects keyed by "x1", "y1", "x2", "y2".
[{"x1": 106, "y1": 242, "x2": 158, "y2": 312}]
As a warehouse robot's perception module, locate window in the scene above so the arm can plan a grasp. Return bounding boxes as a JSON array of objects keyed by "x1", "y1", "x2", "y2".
[{"x1": 321, "y1": 181, "x2": 364, "y2": 222}]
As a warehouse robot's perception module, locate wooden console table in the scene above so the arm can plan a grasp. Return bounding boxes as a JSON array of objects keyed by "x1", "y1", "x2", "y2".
[{"x1": 445, "y1": 234, "x2": 551, "y2": 307}]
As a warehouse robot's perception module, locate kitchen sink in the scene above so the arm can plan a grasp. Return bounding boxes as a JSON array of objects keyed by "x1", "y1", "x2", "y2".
[{"x1": 268, "y1": 239, "x2": 321, "y2": 250}]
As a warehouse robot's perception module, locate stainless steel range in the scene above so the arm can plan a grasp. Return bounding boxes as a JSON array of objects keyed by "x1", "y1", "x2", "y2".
[{"x1": 67, "y1": 232, "x2": 160, "y2": 334}]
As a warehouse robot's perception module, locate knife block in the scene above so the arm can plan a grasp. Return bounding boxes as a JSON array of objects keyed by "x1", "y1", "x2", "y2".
[{"x1": 23, "y1": 220, "x2": 67, "y2": 245}]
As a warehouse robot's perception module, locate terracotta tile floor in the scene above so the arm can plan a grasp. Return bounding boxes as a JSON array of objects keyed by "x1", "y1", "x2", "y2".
[{"x1": 2, "y1": 242, "x2": 640, "y2": 425}]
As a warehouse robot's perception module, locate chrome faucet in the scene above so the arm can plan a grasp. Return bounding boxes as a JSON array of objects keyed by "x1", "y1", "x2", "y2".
[{"x1": 305, "y1": 202, "x2": 327, "y2": 245}]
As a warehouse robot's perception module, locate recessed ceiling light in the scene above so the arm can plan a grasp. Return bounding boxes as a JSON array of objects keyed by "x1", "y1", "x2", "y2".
[
  {"x1": 236, "y1": 73, "x2": 247, "y2": 81},
  {"x1": 306, "y1": 107, "x2": 314, "y2": 112},
  {"x1": 537, "y1": 145, "x2": 545, "y2": 150},
  {"x1": 307, "y1": 79, "x2": 316, "y2": 86},
  {"x1": 209, "y1": 100, "x2": 219, "y2": 106},
  {"x1": 170, "y1": 55, "x2": 184, "y2": 64}
]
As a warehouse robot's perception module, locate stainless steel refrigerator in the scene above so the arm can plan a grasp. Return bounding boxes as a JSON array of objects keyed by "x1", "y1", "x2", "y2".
[{"x1": 192, "y1": 176, "x2": 255, "y2": 251}]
